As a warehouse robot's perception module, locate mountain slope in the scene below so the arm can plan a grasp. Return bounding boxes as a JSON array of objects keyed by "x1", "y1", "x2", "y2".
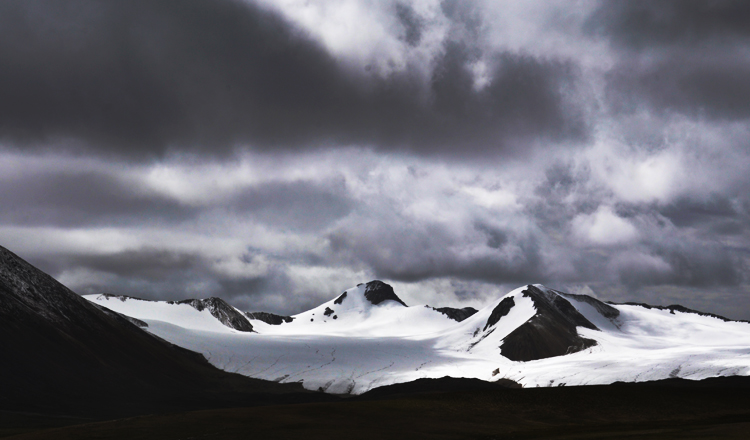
[{"x1": 0, "y1": 245, "x2": 312, "y2": 417}]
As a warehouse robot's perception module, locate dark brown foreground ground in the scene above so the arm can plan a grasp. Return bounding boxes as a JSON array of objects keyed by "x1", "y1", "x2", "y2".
[{"x1": 3, "y1": 377, "x2": 750, "y2": 440}]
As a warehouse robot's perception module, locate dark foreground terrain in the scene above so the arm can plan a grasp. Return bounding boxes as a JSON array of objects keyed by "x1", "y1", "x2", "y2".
[
  {"x1": 3, "y1": 376, "x2": 750, "y2": 439},
  {"x1": 0, "y1": 244, "x2": 335, "y2": 436}
]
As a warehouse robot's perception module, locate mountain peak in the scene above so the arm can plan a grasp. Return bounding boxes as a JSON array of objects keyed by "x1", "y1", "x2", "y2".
[
  {"x1": 363, "y1": 280, "x2": 407, "y2": 307},
  {"x1": 472, "y1": 285, "x2": 622, "y2": 362},
  {"x1": 496, "y1": 285, "x2": 599, "y2": 362}
]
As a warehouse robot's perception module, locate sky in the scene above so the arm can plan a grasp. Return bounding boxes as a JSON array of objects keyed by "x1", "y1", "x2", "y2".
[{"x1": 2, "y1": 0, "x2": 750, "y2": 319}]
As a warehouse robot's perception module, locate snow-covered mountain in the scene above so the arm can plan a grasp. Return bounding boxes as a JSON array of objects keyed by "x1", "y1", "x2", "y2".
[{"x1": 86, "y1": 280, "x2": 750, "y2": 394}]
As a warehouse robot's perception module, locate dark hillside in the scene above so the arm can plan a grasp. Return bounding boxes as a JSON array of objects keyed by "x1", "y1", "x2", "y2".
[
  {"x1": 8, "y1": 376, "x2": 750, "y2": 439},
  {"x1": 0, "y1": 245, "x2": 330, "y2": 420}
]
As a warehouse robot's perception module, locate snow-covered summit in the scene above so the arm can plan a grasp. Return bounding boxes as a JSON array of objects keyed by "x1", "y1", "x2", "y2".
[{"x1": 249, "y1": 280, "x2": 458, "y2": 337}]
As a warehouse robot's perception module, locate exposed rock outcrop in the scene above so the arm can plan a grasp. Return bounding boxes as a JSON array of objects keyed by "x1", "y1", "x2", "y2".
[
  {"x1": 433, "y1": 306, "x2": 478, "y2": 322},
  {"x1": 364, "y1": 280, "x2": 407, "y2": 307},
  {"x1": 484, "y1": 297, "x2": 515, "y2": 330},
  {"x1": 333, "y1": 291, "x2": 347, "y2": 305},
  {"x1": 245, "y1": 311, "x2": 294, "y2": 325}
]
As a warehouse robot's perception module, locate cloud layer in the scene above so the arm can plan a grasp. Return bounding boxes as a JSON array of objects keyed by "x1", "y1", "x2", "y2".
[
  {"x1": 0, "y1": 0, "x2": 585, "y2": 158},
  {"x1": 1, "y1": 0, "x2": 750, "y2": 319}
]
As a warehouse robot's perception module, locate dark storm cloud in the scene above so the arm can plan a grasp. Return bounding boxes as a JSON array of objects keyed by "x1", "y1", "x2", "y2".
[
  {"x1": 589, "y1": 0, "x2": 750, "y2": 120},
  {"x1": 659, "y1": 196, "x2": 740, "y2": 229},
  {"x1": 0, "y1": 170, "x2": 194, "y2": 227},
  {"x1": 0, "y1": 0, "x2": 346, "y2": 156},
  {"x1": 587, "y1": 0, "x2": 750, "y2": 49},
  {"x1": 424, "y1": 44, "x2": 586, "y2": 154},
  {"x1": 0, "y1": 0, "x2": 586, "y2": 159},
  {"x1": 657, "y1": 195, "x2": 750, "y2": 239},
  {"x1": 604, "y1": 54, "x2": 750, "y2": 120}
]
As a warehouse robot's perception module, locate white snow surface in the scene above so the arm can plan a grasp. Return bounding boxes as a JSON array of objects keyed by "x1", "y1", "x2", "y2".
[{"x1": 84, "y1": 284, "x2": 750, "y2": 394}]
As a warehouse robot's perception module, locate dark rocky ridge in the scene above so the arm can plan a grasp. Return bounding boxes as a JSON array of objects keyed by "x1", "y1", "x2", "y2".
[
  {"x1": 484, "y1": 297, "x2": 515, "y2": 330},
  {"x1": 245, "y1": 311, "x2": 294, "y2": 325},
  {"x1": 170, "y1": 298, "x2": 254, "y2": 332},
  {"x1": 432, "y1": 306, "x2": 478, "y2": 322},
  {"x1": 333, "y1": 291, "x2": 347, "y2": 304},
  {"x1": 364, "y1": 280, "x2": 407, "y2": 307},
  {"x1": 0, "y1": 244, "x2": 318, "y2": 417},
  {"x1": 499, "y1": 285, "x2": 599, "y2": 362}
]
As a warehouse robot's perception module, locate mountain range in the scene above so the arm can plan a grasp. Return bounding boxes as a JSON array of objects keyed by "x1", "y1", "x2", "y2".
[{"x1": 86, "y1": 275, "x2": 750, "y2": 394}]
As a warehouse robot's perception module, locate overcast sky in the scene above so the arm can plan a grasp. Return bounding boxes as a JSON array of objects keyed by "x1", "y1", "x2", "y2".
[{"x1": 2, "y1": 0, "x2": 750, "y2": 318}]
